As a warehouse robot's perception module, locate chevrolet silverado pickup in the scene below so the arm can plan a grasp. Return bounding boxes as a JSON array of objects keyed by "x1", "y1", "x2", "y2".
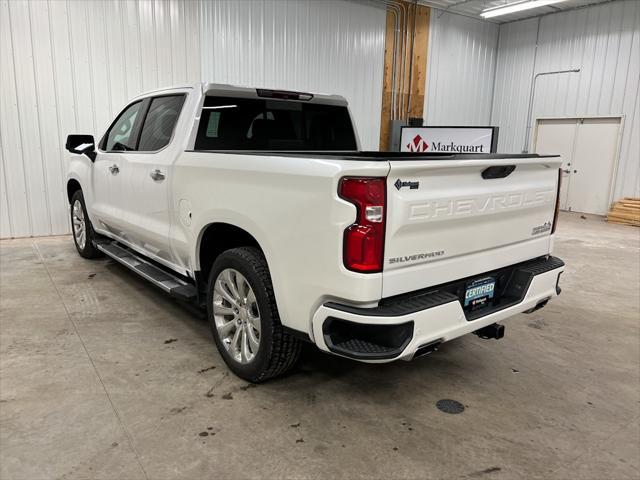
[{"x1": 65, "y1": 83, "x2": 565, "y2": 382}]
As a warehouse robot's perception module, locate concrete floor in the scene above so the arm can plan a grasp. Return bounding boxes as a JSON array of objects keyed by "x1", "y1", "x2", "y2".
[{"x1": 1, "y1": 212, "x2": 638, "y2": 480}]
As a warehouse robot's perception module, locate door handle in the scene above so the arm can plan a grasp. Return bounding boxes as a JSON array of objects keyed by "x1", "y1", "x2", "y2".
[
  {"x1": 108, "y1": 164, "x2": 119, "y2": 175},
  {"x1": 150, "y1": 169, "x2": 165, "y2": 181}
]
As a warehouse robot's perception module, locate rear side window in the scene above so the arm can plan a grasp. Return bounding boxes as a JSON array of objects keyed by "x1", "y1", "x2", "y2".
[
  {"x1": 194, "y1": 96, "x2": 357, "y2": 151},
  {"x1": 104, "y1": 101, "x2": 143, "y2": 151},
  {"x1": 138, "y1": 95, "x2": 186, "y2": 151}
]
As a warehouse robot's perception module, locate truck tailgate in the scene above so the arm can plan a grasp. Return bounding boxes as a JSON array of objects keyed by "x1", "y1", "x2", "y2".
[{"x1": 383, "y1": 156, "x2": 562, "y2": 298}]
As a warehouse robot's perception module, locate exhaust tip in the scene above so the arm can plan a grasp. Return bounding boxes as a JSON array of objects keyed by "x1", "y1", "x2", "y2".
[
  {"x1": 413, "y1": 340, "x2": 442, "y2": 358},
  {"x1": 525, "y1": 297, "x2": 550, "y2": 314},
  {"x1": 474, "y1": 323, "x2": 505, "y2": 340}
]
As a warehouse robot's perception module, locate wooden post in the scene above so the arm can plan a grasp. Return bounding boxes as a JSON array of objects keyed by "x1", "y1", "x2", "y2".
[{"x1": 378, "y1": 2, "x2": 430, "y2": 151}]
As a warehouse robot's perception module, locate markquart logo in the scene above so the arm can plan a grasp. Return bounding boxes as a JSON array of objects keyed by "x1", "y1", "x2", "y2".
[
  {"x1": 407, "y1": 134, "x2": 430, "y2": 152},
  {"x1": 407, "y1": 134, "x2": 485, "y2": 153}
]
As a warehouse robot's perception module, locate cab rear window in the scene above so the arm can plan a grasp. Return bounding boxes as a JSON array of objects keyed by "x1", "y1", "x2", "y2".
[{"x1": 194, "y1": 96, "x2": 357, "y2": 151}]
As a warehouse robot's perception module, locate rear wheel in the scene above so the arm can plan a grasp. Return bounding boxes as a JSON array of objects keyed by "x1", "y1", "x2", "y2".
[
  {"x1": 207, "y1": 247, "x2": 301, "y2": 382},
  {"x1": 70, "y1": 190, "x2": 102, "y2": 259}
]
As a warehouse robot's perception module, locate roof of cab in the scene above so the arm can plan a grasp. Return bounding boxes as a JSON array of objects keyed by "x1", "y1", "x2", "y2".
[{"x1": 131, "y1": 82, "x2": 348, "y2": 105}]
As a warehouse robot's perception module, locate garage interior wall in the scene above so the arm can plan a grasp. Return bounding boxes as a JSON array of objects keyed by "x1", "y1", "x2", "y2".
[
  {"x1": 0, "y1": 0, "x2": 385, "y2": 239},
  {"x1": 200, "y1": 0, "x2": 385, "y2": 152},
  {"x1": 491, "y1": 0, "x2": 640, "y2": 200},
  {"x1": 423, "y1": 10, "x2": 499, "y2": 126},
  {"x1": 0, "y1": 0, "x2": 201, "y2": 239},
  {"x1": 424, "y1": 0, "x2": 639, "y2": 200},
  {"x1": 3, "y1": 0, "x2": 637, "y2": 240}
]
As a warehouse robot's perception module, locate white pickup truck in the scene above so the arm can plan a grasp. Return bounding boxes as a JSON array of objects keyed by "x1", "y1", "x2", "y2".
[{"x1": 65, "y1": 83, "x2": 565, "y2": 382}]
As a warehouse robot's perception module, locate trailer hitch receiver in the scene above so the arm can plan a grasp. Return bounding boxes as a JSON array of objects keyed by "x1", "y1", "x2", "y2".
[{"x1": 474, "y1": 323, "x2": 505, "y2": 340}]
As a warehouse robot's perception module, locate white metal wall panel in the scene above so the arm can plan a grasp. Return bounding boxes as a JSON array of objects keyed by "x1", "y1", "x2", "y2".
[
  {"x1": 0, "y1": 0, "x2": 202, "y2": 238},
  {"x1": 4, "y1": 0, "x2": 52, "y2": 238},
  {"x1": 1, "y1": 0, "x2": 384, "y2": 238},
  {"x1": 490, "y1": 18, "x2": 538, "y2": 154},
  {"x1": 0, "y1": 147, "x2": 11, "y2": 239},
  {"x1": 492, "y1": 0, "x2": 640, "y2": 199},
  {"x1": 1, "y1": 0, "x2": 31, "y2": 237},
  {"x1": 199, "y1": 0, "x2": 386, "y2": 151},
  {"x1": 424, "y1": 10, "x2": 499, "y2": 126}
]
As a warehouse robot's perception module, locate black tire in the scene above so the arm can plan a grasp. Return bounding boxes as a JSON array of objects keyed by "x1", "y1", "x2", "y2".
[
  {"x1": 206, "y1": 247, "x2": 301, "y2": 382},
  {"x1": 69, "y1": 190, "x2": 102, "y2": 259}
]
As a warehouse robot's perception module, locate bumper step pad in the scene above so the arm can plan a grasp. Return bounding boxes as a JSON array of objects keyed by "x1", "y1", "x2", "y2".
[
  {"x1": 325, "y1": 290, "x2": 458, "y2": 317},
  {"x1": 333, "y1": 338, "x2": 399, "y2": 356},
  {"x1": 322, "y1": 318, "x2": 414, "y2": 360}
]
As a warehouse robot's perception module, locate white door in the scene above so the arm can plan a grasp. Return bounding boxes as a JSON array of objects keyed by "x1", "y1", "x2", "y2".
[
  {"x1": 92, "y1": 100, "x2": 145, "y2": 233},
  {"x1": 118, "y1": 94, "x2": 186, "y2": 269},
  {"x1": 534, "y1": 117, "x2": 621, "y2": 215},
  {"x1": 570, "y1": 118, "x2": 621, "y2": 215}
]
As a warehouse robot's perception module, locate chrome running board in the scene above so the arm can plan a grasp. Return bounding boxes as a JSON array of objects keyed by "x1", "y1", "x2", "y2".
[{"x1": 94, "y1": 240, "x2": 197, "y2": 301}]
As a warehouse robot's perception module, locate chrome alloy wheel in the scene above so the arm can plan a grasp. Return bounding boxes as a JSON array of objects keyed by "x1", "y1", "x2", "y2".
[
  {"x1": 212, "y1": 268, "x2": 261, "y2": 364},
  {"x1": 72, "y1": 199, "x2": 86, "y2": 250}
]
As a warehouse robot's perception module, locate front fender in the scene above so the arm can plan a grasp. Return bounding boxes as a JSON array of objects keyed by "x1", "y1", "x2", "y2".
[{"x1": 66, "y1": 155, "x2": 100, "y2": 227}]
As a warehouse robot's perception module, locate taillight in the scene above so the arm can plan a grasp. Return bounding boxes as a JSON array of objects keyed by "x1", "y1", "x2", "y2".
[
  {"x1": 339, "y1": 177, "x2": 386, "y2": 273},
  {"x1": 552, "y1": 168, "x2": 562, "y2": 234}
]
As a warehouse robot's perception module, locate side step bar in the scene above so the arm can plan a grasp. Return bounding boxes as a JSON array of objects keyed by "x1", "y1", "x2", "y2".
[{"x1": 94, "y1": 240, "x2": 197, "y2": 301}]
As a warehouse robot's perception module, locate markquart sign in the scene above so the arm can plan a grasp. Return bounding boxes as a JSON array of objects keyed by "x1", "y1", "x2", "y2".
[{"x1": 400, "y1": 126, "x2": 498, "y2": 153}]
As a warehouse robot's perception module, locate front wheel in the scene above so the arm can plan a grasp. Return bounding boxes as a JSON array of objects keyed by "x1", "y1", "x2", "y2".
[
  {"x1": 70, "y1": 190, "x2": 102, "y2": 259},
  {"x1": 206, "y1": 247, "x2": 301, "y2": 382}
]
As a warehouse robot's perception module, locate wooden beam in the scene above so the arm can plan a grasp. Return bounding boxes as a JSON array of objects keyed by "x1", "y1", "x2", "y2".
[
  {"x1": 379, "y1": 10, "x2": 396, "y2": 151},
  {"x1": 378, "y1": 2, "x2": 431, "y2": 151},
  {"x1": 408, "y1": 5, "x2": 430, "y2": 120}
]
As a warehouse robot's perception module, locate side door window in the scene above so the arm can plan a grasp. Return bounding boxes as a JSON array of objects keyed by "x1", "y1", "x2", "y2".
[
  {"x1": 102, "y1": 101, "x2": 143, "y2": 151},
  {"x1": 137, "y1": 95, "x2": 186, "y2": 151}
]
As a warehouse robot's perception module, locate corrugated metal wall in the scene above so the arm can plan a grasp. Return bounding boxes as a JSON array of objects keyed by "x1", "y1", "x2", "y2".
[
  {"x1": 423, "y1": 10, "x2": 499, "y2": 125},
  {"x1": 490, "y1": 18, "x2": 539, "y2": 153},
  {"x1": 199, "y1": 0, "x2": 385, "y2": 151},
  {"x1": 492, "y1": 0, "x2": 640, "y2": 199},
  {"x1": 4, "y1": 0, "x2": 637, "y2": 239},
  {"x1": 0, "y1": 0, "x2": 201, "y2": 238},
  {"x1": 0, "y1": 0, "x2": 385, "y2": 238}
]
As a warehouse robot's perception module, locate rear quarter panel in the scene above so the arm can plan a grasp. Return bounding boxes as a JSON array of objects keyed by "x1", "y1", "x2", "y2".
[{"x1": 171, "y1": 152, "x2": 389, "y2": 337}]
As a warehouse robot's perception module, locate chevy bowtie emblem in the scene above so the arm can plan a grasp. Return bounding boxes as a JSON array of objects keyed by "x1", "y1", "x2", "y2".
[{"x1": 394, "y1": 179, "x2": 420, "y2": 191}]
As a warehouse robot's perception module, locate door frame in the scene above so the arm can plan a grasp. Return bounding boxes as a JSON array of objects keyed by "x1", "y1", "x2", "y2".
[{"x1": 532, "y1": 115, "x2": 625, "y2": 209}]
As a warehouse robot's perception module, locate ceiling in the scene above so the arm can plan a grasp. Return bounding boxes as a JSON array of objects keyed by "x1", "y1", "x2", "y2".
[{"x1": 418, "y1": 0, "x2": 614, "y2": 23}]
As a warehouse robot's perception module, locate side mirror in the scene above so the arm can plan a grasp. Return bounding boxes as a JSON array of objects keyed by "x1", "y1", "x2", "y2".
[{"x1": 66, "y1": 134, "x2": 96, "y2": 162}]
